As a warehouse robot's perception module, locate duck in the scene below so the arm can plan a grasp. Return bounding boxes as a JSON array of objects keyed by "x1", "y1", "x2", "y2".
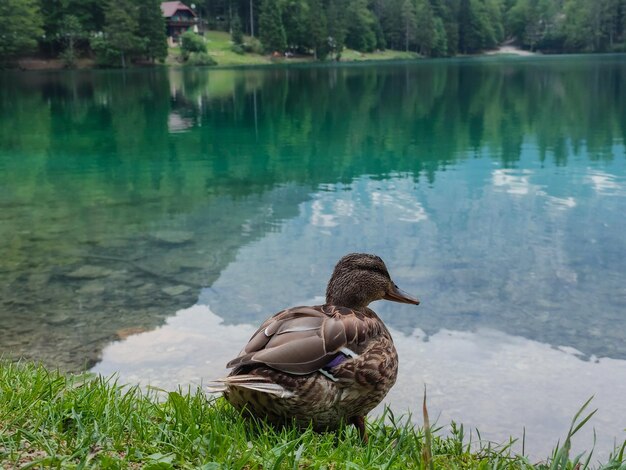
[{"x1": 210, "y1": 253, "x2": 420, "y2": 441}]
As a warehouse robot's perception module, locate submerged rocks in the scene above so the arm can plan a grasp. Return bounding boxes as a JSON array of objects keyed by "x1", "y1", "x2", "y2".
[
  {"x1": 65, "y1": 265, "x2": 114, "y2": 279},
  {"x1": 77, "y1": 281, "x2": 107, "y2": 295},
  {"x1": 162, "y1": 285, "x2": 191, "y2": 296},
  {"x1": 116, "y1": 326, "x2": 148, "y2": 340},
  {"x1": 151, "y1": 230, "x2": 194, "y2": 245}
]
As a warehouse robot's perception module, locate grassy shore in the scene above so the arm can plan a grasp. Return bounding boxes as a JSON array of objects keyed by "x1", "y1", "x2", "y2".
[
  {"x1": 168, "y1": 31, "x2": 419, "y2": 68},
  {"x1": 1, "y1": 362, "x2": 623, "y2": 469},
  {"x1": 19, "y1": 32, "x2": 534, "y2": 71}
]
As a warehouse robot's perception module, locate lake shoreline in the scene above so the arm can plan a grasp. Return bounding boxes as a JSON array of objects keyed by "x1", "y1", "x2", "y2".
[{"x1": 11, "y1": 44, "x2": 541, "y2": 72}]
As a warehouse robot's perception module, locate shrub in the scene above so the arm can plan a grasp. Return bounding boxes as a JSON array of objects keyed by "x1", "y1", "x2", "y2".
[
  {"x1": 90, "y1": 35, "x2": 121, "y2": 67},
  {"x1": 231, "y1": 14, "x2": 243, "y2": 45},
  {"x1": 186, "y1": 51, "x2": 216, "y2": 66},
  {"x1": 60, "y1": 48, "x2": 77, "y2": 68},
  {"x1": 231, "y1": 44, "x2": 245, "y2": 55},
  {"x1": 180, "y1": 31, "x2": 206, "y2": 57},
  {"x1": 243, "y1": 37, "x2": 263, "y2": 54}
]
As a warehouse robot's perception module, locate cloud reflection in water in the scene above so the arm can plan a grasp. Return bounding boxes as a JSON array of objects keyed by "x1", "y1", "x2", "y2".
[{"x1": 93, "y1": 304, "x2": 626, "y2": 460}]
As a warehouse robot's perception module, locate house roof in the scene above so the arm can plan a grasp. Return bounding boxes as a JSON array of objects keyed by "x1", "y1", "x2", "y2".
[{"x1": 160, "y1": 1, "x2": 196, "y2": 18}]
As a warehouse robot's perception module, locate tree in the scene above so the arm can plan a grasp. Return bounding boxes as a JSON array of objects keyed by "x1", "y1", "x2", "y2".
[
  {"x1": 379, "y1": 0, "x2": 404, "y2": 50},
  {"x1": 327, "y1": 0, "x2": 350, "y2": 58},
  {"x1": 589, "y1": 0, "x2": 622, "y2": 50},
  {"x1": 282, "y1": 0, "x2": 309, "y2": 51},
  {"x1": 415, "y1": 0, "x2": 435, "y2": 55},
  {"x1": 485, "y1": 0, "x2": 504, "y2": 44},
  {"x1": 562, "y1": 0, "x2": 595, "y2": 51},
  {"x1": 39, "y1": 0, "x2": 105, "y2": 58},
  {"x1": 345, "y1": 0, "x2": 377, "y2": 52},
  {"x1": 39, "y1": 0, "x2": 65, "y2": 57},
  {"x1": 432, "y1": 16, "x2": 449, "y2": 56},
  {"x1": 506, "y1": 0, "x2": 541, "y2": 50},
  {"x1": 138, "y1": 0, "x2": 168, "y2": 62},
  {"x1": 103, "y1": 0, "x2": 143, "y2": 67},
  {"x1": 231, "y1": 13, "x2": 244, "y2": 45},
  {"x1": 402, "y1": 0, "x2": 418, "y2": 52},
  {"x1": 308, "y1": 0, "x2": 328, "y2": 58},
  {"x1": 439, "y1": 0, "x2": 461, "y2": 55},
  {"x1": 458, "y1": 0, "x2": 498, "y2": 53},
  {"x1": 505, "y1": 0, "x2": 562, "y2": 51},
  {"x1": 0, "y1": 0, "x2": 43, "y2": 63},
  {"x1": 259, "y1": 0, "x2": 287, "y2": 52},
  {"x1": 181, "y1": 31, "x2": 207, "y2": 54},
  {"x1": 66, "y1": 0, "x2": 105, "y2": 32},
  {"x1": 59, "y1": 15, "x2": 85, "y2": 67}
]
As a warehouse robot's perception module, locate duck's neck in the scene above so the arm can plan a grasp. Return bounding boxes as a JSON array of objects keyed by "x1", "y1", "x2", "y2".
[
  {"x1": 325, "y1": 295, "x2": 367, "y2": 309},
  {"x1": 325, "y1": 280, "x2": 370, "y2": 309}
]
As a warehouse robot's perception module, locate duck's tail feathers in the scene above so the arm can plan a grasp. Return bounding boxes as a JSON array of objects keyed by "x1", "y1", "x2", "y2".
[{"x1": 207, "y1": 375, "x2": 295, "y2": 398}]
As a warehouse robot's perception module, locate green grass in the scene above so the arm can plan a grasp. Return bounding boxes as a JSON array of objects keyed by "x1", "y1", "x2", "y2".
[
  {"x1": 168, "y1": 31, "x2": 420, "y2": 68},
  {"x1": 201, "y1": 31, "x2": 271, "y2": 66},
  {"x1": 1, "y1": 362, "x2": 624, "y2": 469},
  {"x1": 339, "y1": 49, "x2": 419, "y2": 61},
  {"x1": 166, "y1": 31, "x2": 272, "y2": 67}
]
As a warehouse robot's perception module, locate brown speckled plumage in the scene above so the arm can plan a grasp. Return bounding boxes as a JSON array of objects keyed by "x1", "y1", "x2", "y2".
[{"x1": 213, "y1": 253, "x2": 420, "y2": 439}]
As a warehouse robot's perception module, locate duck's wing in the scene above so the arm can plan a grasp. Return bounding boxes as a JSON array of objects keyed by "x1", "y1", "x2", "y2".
[{"x1": 226, "y1": 305, "x2": 373, "y2": 375}]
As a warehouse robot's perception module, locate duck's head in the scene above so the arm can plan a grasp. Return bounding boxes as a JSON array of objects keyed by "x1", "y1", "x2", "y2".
[{"x1": 325, "y1": 253, "x2": 420, "y2": 309}]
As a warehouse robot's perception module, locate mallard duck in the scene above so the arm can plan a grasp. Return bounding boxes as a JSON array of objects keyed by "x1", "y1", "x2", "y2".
[{"x1": 211, "y1": 253, "x2": 420, "y2": 440}]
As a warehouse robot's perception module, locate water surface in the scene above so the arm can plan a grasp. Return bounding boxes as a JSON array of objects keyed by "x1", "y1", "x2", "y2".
[{"x1": 1, "y1": 56, "x2": 625, "y2": 458}]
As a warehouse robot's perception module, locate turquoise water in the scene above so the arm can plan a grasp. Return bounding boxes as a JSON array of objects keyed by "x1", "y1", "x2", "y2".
[{"x1": 1, "y1": 56, "x2": 626, "y2": 457}]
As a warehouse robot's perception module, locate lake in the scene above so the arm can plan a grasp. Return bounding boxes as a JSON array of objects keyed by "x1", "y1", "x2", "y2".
[{"x1": 1, "y1": 56, "x2": 625, "y2": 460}]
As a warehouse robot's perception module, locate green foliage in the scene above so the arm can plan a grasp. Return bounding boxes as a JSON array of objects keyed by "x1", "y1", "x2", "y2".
[
  {"x1": 415, "y1": 0, "x2": 436, "y2": 55},
  {"x1": 231, "y1": 13, "x2": 244, "y2": 45},
  {"x1": 231, "y1": 43, "x2": 246, "y2": 54},
  {"x1": 506, "y1": 0, "x2": 563, "y2": 51},
  {"x1": 40, "y1": 0, "x2": 164, "y2": 66},
  {"x1": 402, "y1": 0, "x2": 418, "y2": 52},
  {"x1": 327, "y1": 0, "x2": 350, "y2": 58},
  {"x1": 345, "y1": 0, "x2": 378, "y2": 52},
  {"x1": 65, "y1": 0, "x2": 105, "y2": 32},
  {"x1": 432, "y1": 17, "x2": 449, "y2": 56},
  {"x1": 102, "y1": 0, "x2": 144, "y2": 68},
  {"x1": 138, "y1": 0, "x2": 168, "y2": 62},
  {"x1": 39, "y1": 0, "x2": 104, "y2": 57},
  {"x1": 186, "y1": 51, "x2": 217, "y2": 66},
  {"x1": 90, "y1": 35, "x2": 121, "y2": 67},
  {"x1": 259, "y1": 0, "x2": 287, "y2": 52},
  {"x1": 5, "y1": 0, "x2": 626, "y2": 64},
  {"x1": 180, "y1": 31, "x2": 217, "y2": 65},
  {"x1": 0, "y1": 0, "x2": 43, "y2": 63},
  {"x1": 503, "y1": 0, "x2": 626, "y2": 53},
  {"x1": 59, "y1": 14, "x2": 84, "y2": 67},
  {"x1": 243, "y1": 37, "x2": 265, "y2": 54},
  {"x1": 181, "y1": 31, "x2": 207, "y2": 56},
  {"x1": 308, "y1": 0, "x2": 329, "y2": 58},
  {"x1": 559, "y1": 0, "x2": 623, "y2": 52},
  {"x1": 373, "y1": 16, "x2": 387, "y2": 50},
  {"x1": 459, "y1": 0, "x2": 500, "y2": 53},
  {"x1": 59, "y1": 48, "x2": 78, "y2": 68},
  {"x1": 179, "y1": 31, "x2": 216, "y2": 65},
  {"x1": 282, "y1": 0, "x2": 309, "y2": 51},
  {"x1": 1, "y1": 362, "x2": 624, "y2": 468},
  {"x1": 379, "y1": 0, "x2": 404, "y2": 50},
  {"x1": 562, "y1": 0, "x2": 595, "y2": 51},
  {"x1": 438, "y1": 0, "x2": 461, "y2": 56},
  {"x1": 92, "y1": 0, "x2": 164, "y2": 68}
]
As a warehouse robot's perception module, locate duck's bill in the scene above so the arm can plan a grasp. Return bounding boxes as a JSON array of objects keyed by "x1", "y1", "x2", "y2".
[{"x1": 384, "y1": 284, "x2": 420, "y2": 305}]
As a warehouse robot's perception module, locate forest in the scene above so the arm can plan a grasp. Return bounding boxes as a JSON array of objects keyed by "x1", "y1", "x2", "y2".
[{"x1": 1, "y1": 0, "x2": 626, "y2": 66}]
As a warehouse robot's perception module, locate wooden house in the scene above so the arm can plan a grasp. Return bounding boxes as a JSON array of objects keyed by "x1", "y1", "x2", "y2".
[{"x1": 161, "y1": 1, "x2": 197, "y2": 44}]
